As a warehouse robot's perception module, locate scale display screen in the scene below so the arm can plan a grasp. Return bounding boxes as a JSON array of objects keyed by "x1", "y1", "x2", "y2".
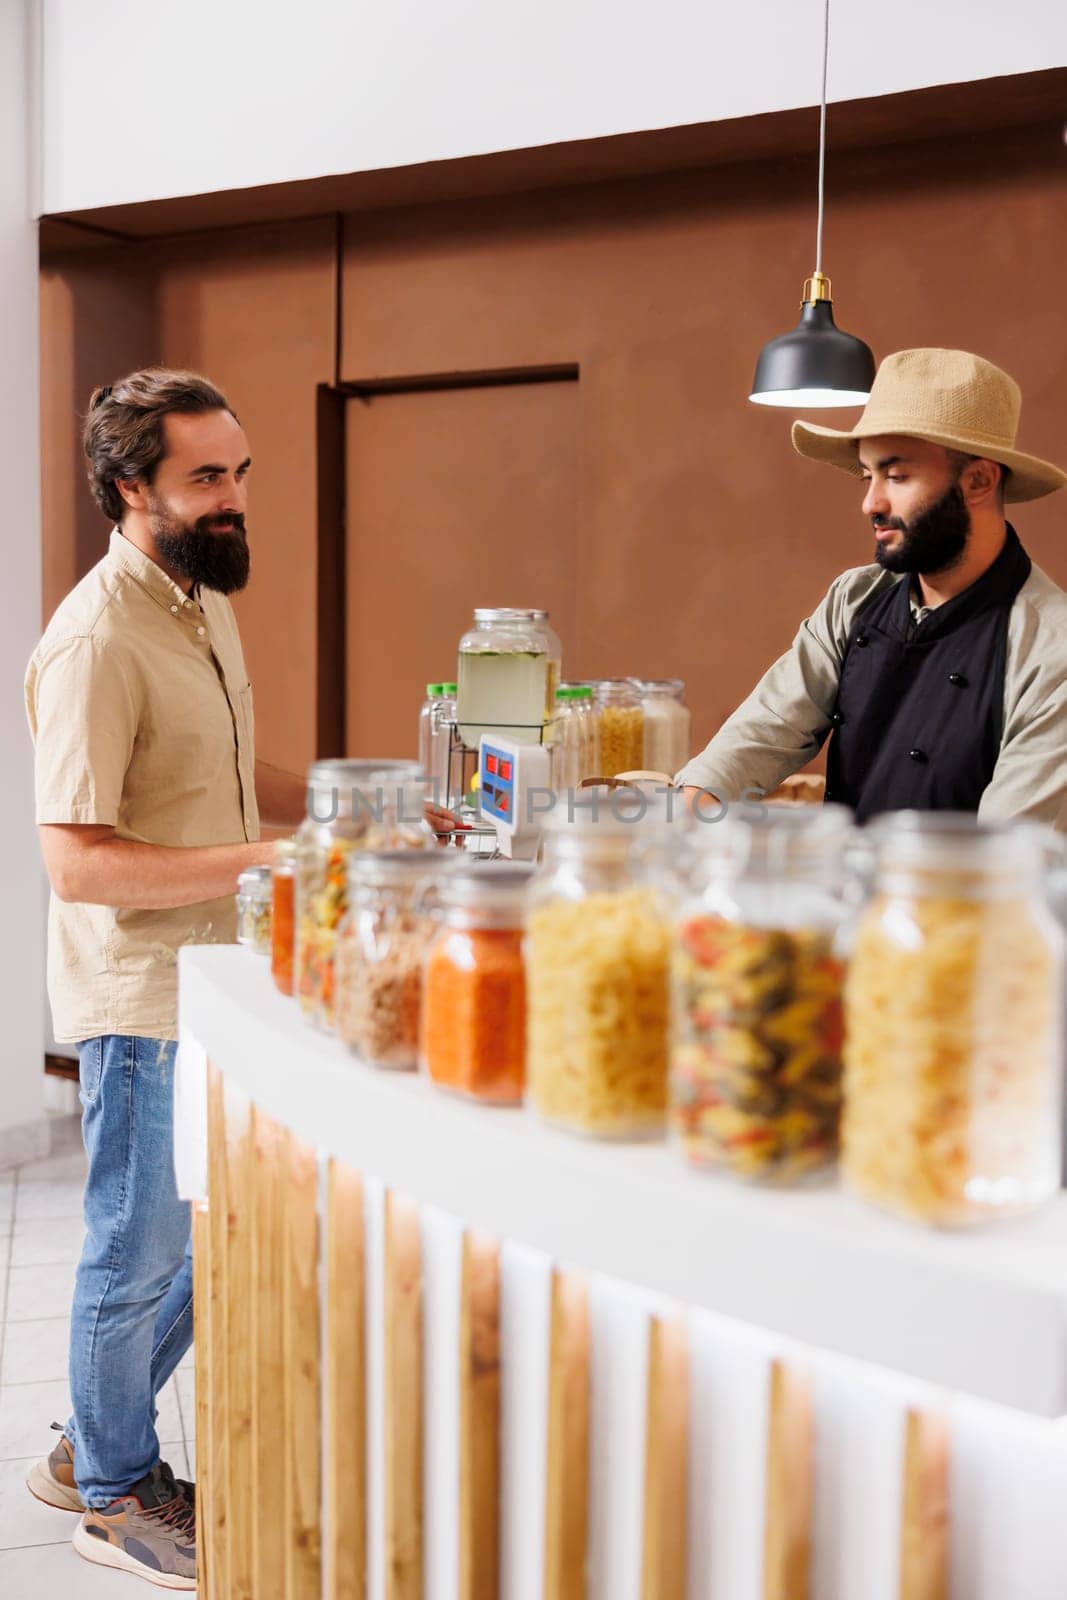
[{"x1": 480, "y1": 743, "x2": 516, "y2": 823}]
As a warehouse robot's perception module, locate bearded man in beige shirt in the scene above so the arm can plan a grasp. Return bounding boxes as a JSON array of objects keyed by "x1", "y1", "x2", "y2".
[{"x1": 23, "y1": 368, "x2": 310, "y2": 1588}]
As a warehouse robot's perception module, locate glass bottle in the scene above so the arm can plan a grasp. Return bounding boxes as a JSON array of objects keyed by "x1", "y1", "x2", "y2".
[
  {"x1": 635, "y1": 679, "x2": 692, "y2": 776},
  {"x1": 294, "y1": 759, "x2": 434, "y2": 1032},
  {"x1": 236, "y1": 865, "x2": 273, "y2": 953},
  {"x1": 432, "y1": 682, "x2": 458, "y2": 808},
  {"x1": 271, "y1": 838, "x2": 298, "y2": 995},
  {"x1": 335, "y1": 851, "x2": 448, "y2": 1070},
  {"x1": 421, "y1": 861, "x2": 532, "y2": 1103},
  {"x1": 843, "y1": 813, "x2": 1064, "y2": 1226},
  {"x1": 548, "y1": 687, "x2": 583, "y2": 793},
  {"x1": 526, "y1": 804, "x2": 673, "y2": 1137},
  {"x1": 670, "y1": 806, "x2": 853, "y2": 1182},
  {"x1": 594, "y1": 679, "x2": 644, "y2": 776},
  {"x1": 418, "y1": 683, "x2": 443, "y2": 780},
  {"x1": 456, "y1": 608, "x2": 561, "y2": 749}
]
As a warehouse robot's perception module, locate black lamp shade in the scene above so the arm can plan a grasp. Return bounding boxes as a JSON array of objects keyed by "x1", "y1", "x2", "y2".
[{"x1": 749, "y1": 299, "x2": 875, "y2": 407}]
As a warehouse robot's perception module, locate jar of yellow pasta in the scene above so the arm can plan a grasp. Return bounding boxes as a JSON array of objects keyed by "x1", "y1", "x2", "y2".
[
  {"x1": 843, "y1": 814, "x2": 1064, "y2": 1226},
  {"x1": 526, "y1": 799, "x2": 674, "y2": 1137},
  {"x1": 594, "y1": 680, "x2": 644, "y2": 778},
  {"x1": 670, "y1": 805, "x2": 854, "y2": 1182}
]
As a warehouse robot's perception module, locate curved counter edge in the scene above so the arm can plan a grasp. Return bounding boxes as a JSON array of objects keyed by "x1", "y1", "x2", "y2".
[{"x1": 178, "y1": 944, "x2": 1067, "y2": 1415}]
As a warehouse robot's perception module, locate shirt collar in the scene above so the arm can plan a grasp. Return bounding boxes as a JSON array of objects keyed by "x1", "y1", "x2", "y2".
[{"x1": 107, "y1": 528, "x2": 204, "y2": 617}]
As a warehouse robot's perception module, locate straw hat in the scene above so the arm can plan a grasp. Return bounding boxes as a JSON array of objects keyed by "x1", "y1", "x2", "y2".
[{"x1": 792, "y1": 348, "x2": 1066, "y2": 502}]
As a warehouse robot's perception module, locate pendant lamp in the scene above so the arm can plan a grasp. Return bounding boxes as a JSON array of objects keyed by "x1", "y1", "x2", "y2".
[{"x1": 749, "y1": 0, "x2": 875, "y2": 407}]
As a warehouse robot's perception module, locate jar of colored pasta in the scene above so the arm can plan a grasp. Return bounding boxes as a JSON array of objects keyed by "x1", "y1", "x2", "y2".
[
  {"x1": 421, "y1": 862, "x2": 532, "y2": 1104},
  {"x1": 843, "y1": 814, "x2": 1064, "y2": 1226},
  {"x1": 335, "y1": 851, "x2": 449, "y2": 1070},
  {"x1": 527, "y1": 801, "x2": 674, "y2": 1137},
  {"x1": 670, "y1": 805, "x2": 853, "y2": 1183},
  {"x1": 271, "y1": 838, "x2": 298, "y2": 995},
  {"x1": 294, "y1": 760, "x2": 434, "y2": 1032}
]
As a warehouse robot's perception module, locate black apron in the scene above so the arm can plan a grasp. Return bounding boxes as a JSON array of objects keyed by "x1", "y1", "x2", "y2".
[{"x1": 824, "y1": 527, "x2": 1031, "y2": 822}]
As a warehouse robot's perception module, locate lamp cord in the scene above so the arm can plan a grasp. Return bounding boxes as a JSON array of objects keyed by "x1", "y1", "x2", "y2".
[{"x1": 815, "y1": 0, "x2": 830, "y2": 275}]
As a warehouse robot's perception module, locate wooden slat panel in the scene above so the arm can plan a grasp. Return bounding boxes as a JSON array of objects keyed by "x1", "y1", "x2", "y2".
[
  {"x1": 206, "y1": 1064, "x2": 231, "y2": 1600},
  {"x1": 384, "y1": 1190, "x2": 423, "y2": 1600},
  {"x1": 284, "y1": 1133, "x2": 323, "y2": 1600},
  {"x1": 459, "y1": 1230, "x2": 501, "y2": 1600},
  {"x1": 192, "y1": 1201, "x2": 212, "y2": 1600},
  {"x1": 762, "y1": 1360, "x2": 813, "y2": 1600},
  {"x1": 641, "y1": 1314, "x2": 689, "y2": 1600},
  {"x1": 543, "y1": 1269, "x2": 590, "y2": 1600},
  {"x1": 225, "y1": 1094, "x2": 255, "y2": 1600},
  {"x1": 326, "y1": 1161, "x2": 367, "y2": 1600},
  {"x1": 899, "y1": 1409, "x2": 950, "y2": 1600},
  {"x1": 252, "y1": 1109, "x2": 288, "y2": 1599}
]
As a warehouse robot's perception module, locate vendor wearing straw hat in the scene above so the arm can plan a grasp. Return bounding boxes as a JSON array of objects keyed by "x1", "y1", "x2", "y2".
[{"x1": 678, "y1": 348, "x2": 1067, "y2": 828}]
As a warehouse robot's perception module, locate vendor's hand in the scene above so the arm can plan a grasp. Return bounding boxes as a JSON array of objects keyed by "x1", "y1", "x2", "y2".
[{"x1": 425, "y1": 801, "x2": 469, "y2": 838}]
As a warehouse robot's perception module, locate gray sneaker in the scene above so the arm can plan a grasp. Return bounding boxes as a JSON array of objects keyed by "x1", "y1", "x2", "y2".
[
  {"x1": 72, "y1": 1461, "x2": 196, "y2": 1591},
  {"x1": 26, "y1": 1424, "x2": 83, "y2": 1512}
]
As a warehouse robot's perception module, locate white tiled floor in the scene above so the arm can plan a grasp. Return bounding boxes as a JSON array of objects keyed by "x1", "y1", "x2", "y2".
[{"x1": 0, "y1": 1148, "x2": 196, "y2": 1597}]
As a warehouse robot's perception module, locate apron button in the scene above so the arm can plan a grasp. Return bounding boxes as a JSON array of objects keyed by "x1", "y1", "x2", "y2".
[
  {"x1": 948, "y1": 672, "x2": 968, "y2": 687},
  {"x1": 909, "y1": 748, "x2": 928, "y2": 764}
]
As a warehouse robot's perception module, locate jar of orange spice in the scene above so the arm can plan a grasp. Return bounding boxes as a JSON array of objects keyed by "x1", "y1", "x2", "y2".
[
  {"x1": 421, "y1": 862, "x2": 532, "y2": 1104},
  {"x1": 271, "y1": 838, "x2": 298, "y2": 996}
]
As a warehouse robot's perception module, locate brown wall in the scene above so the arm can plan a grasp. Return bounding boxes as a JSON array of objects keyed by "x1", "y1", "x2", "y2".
[
  {"x1": 40, "y1": 101, "x2": 1067, "y2": 778},
  {"x1": 338, "y1": 122, "x2": 1067, "y2": 760},
  {"x1": 40, "y1": 219, "x2": 336, "y2": 775}
]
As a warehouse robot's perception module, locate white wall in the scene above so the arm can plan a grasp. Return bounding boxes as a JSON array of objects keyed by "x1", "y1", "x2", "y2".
[
  {"x1": 1, "y1": 0, "x2": 44, "y2": 1136},
  {"x1": 40, "y1": 0, "x2": 1067, "y2": 216}
]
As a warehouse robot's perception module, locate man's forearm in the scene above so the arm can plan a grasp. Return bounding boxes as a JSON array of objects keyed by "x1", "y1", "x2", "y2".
[{"x1": 59, "y1": 837, "x2": 276, "y2": 909}]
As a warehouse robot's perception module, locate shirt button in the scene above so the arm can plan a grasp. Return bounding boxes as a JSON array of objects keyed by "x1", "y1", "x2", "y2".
[
  {"x1": 948, "y1": 672, "x2": 968, "y2": 687},
  {"x1": 184, "y1": 600, "x2": 192, "y2": 608},
  {"x1": 855, "y1": 634, "x2": 870, "y2": 648},
  {"x1": 170, "y1": 604, "x2": 178, "y2": 614},
  {"x1": 909, "y1": 748, "x2": 928, "y2": 764},
  {"x1": 197, "y1": 626, "x2": 206, "y2": 637},
  {"x1": 831, "y1": 711, "x2": 844, "y2": 727}
]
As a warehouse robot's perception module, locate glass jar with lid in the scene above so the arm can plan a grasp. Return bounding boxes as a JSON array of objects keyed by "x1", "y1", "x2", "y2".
[
  {"x1": 236, "y1": 865, "x2": 273, "y2": 954},
  {"x1": 515, "y1": 609, "x2": 563, "y2": 684},
  {"x1": 271, "y1": 838, "x2": 298, "y2": 995},
  {"x1": 635, "y1": 679, "x2": 691, "y2": 776},
  {"x1": 594, "y1": 680, "x2": 644, "y2": 776},
  {"x1": 526, "y1": 800, "x2": 674, "y2": 1137},
  {"x1": 456, "y1": 608, "x2": 561, "y2": 750},
  {"x1": 670, "y1": 805, "x2": 853, "y2": 1183},
  {"x1": 421, "y1": 861, "x2": 532, "y2": 1103},
  {"x1": 335, "y1": 850, "x2": 449, "y2": 1070},
  {"x1": 294, "y1": 759, "x2": 434, "y2": 1032},
  {"x1": 843, "y1": 813, "x2": 1064, "y2": 1226}
]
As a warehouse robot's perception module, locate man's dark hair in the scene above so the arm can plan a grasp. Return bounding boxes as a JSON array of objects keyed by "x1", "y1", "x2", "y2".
[{"x1": 82, "y1": 367, "x2": 234, "y2": 523}]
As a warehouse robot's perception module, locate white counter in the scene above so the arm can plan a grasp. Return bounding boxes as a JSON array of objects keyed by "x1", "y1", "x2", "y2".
[{"x1": 178, "y1": 944, "x2": 1067, "y2": 1418}]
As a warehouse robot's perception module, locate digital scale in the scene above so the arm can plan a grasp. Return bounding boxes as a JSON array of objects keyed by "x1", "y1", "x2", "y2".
[{"x1": 477, "y1": 733, "x2": 551, "y2": 860}]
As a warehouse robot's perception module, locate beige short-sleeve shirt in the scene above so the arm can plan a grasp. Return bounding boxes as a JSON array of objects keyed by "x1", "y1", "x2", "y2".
[{"x1": 25, "y1": 529, "x2": 260, "y2": 1042}]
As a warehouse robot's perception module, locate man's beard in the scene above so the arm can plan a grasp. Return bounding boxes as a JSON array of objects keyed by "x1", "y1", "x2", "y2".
[
  {"x1": 148, "y1": 495, "x2": 250, "y2": 595},
  {"x1": 872, "y1": 481, "x2": 970, "y2": 576}
]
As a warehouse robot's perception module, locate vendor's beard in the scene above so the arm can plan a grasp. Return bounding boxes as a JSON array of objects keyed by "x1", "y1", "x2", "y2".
[
  {"x1": 872, "y1": 482, "x2": 970, "y2": 576},
  {"x1": 148, "y1": 497, "x2": 251, "y2": 594}
]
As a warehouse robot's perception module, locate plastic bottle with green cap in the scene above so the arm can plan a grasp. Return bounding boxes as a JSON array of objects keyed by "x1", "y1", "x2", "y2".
[{"x1": 419, "y1": 684, "x2": 446, "y2": 777}]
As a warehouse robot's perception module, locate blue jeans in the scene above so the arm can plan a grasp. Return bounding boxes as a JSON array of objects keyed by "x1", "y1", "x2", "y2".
[{"x1": 67, "y1": 1035, "x2": 193, "y2": 1506}]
